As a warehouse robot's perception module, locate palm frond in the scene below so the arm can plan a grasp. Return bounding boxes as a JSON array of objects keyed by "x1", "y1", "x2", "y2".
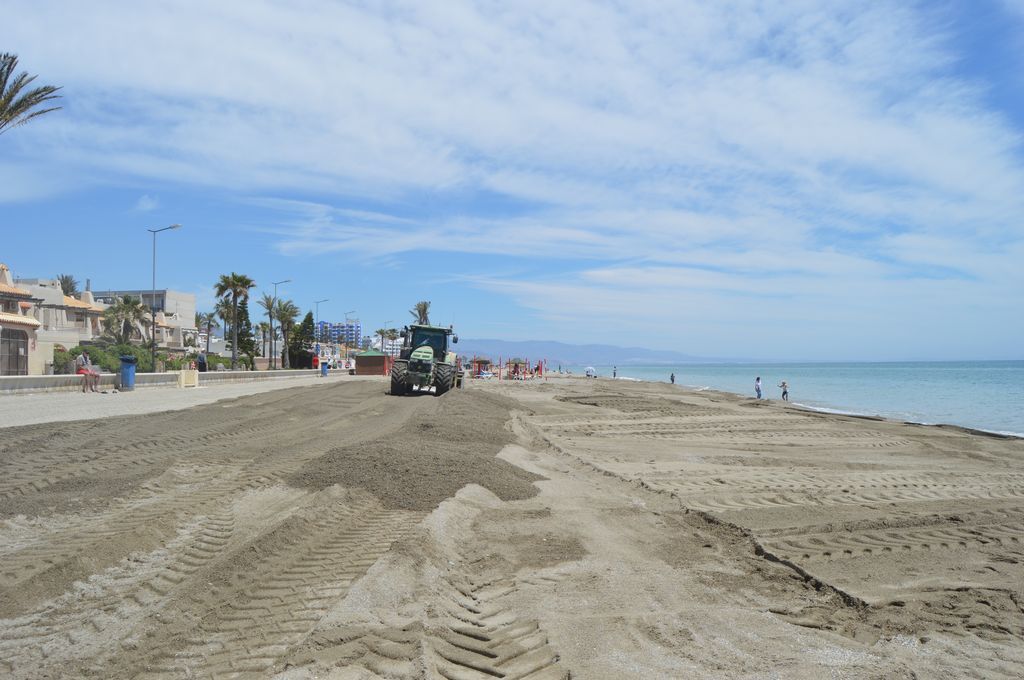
[{"x1": 0, "y1": 54, "x2": 62, "y2": 135}]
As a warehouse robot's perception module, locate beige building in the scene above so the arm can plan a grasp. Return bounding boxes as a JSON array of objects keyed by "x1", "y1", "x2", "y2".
[
  {"x1": 15, "y1": 278, "x2": 108, "y2": 349},
  {"x1": 92, "y1": 288, "x2": 198, "y2": 350},
  {"x1": 0, "y1": 264, "x2": 44, "y2": 376}
]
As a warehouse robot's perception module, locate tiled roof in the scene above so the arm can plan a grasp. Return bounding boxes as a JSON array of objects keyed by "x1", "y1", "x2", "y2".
[
  {"x1": 0, "y1": 282, "x2": 32, "y2": 298},
  {"x1": 63, "y1": 295, "x2": 105, "y2": 312},
  {"x1": 0, "y1": 311, "x2": 42, "y2": 328}
]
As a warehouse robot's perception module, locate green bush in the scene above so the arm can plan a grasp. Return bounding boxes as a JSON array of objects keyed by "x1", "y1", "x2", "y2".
[
  {"x1": 64, "y1": 343, "x2": 156, "y2": 374},
  {"x1": 205, "y1": 355, "x2": 234, "y2": 371},
  {"x1": 52, "y1": 348, "x2": 73, "y2": 374}
]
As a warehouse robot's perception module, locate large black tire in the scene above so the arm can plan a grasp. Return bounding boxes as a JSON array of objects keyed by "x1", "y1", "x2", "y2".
[
  {"x1": 434, "y1": 363, "x2": 454, "y2": 396},
  {"x1": 390, "y1": 360, "x2": 409, "y2": 396}
]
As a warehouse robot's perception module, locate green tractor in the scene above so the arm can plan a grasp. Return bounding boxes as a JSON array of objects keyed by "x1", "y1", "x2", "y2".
[{"x1": 390, "y1": 324, "x2": 465, "y2": 396}]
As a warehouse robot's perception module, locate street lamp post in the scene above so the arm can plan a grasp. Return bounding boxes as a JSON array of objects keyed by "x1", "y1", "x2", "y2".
[
  {"x1": 381, "y1": 320, "x2": 392, "y2": 356},
  {"x1": 344, "y1": 310, "x2": 355, "y2": 356},
  {"x1": 147, "y1": 224, "x2": 181, "y2": 373},
  {"x1": 314, "y1": 299, "x2": 328, "y2": 347},
  {"x1": 270, "y1": 278, "x2": 290, "y2": 369}
]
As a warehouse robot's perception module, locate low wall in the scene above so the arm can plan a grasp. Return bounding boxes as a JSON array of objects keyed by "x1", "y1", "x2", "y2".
[{"x1": 0, "y1": 369, "x2": 319, "y2": 395}]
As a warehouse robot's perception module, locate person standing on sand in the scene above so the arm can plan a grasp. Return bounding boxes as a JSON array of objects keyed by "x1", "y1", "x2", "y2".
[
  {"x1": 754, "y1": 376, "x2": 762, "y2": 399},
  {"x1": 670, "y1": 372, "x2": 675, "y2": 385},
  {"x1": 778, "y1": 380, "x2": 789, "y2": 401},
  {"x1": 613, "y1": 366, "x2": 617, "y2": 378}
]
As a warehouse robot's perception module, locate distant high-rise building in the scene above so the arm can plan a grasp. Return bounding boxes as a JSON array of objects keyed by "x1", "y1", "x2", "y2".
[{"x1": 315, "y1": 320, "x2": 361, "y2": 345}]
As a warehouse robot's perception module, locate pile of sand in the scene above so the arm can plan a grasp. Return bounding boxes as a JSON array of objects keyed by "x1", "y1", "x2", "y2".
[{"x1": 288, "y1": 389, "x2": 544, "y2": 510}]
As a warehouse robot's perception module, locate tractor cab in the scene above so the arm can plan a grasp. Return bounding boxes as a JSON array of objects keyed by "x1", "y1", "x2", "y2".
[{"x1": 400, "y1": 324, "x2": 457, "y2": 360}]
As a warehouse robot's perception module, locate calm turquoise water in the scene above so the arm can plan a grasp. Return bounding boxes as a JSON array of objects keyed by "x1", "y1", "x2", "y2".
[{"x1": 563, "y1": 361, "x2": 1024, "y2": 437}]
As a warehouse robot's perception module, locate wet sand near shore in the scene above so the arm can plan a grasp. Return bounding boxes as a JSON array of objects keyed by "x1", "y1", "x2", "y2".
[{"x1": 0, "y1": 376, "x2": 1021, "y2": 678}]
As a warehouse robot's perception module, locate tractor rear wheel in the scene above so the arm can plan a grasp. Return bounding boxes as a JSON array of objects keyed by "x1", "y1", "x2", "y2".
[
  {"x1": 390, "y1": 360, "x2": 409, "y2": 395},
  {"x1": 434, "y1": 363, "x2": 454, "y2": 396}
]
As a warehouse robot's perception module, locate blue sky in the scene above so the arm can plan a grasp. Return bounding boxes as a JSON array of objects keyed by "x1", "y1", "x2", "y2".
[{"x1": 3, "y1": 0, "x2": 1023, "y2": 361}]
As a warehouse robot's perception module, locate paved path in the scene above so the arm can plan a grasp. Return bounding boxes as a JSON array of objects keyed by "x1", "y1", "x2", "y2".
[{"x1": 0, "y1": 374, "x2": 385, "y2": 428}]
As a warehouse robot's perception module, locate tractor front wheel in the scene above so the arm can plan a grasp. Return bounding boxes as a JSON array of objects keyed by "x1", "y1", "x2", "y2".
[
  {"x1": 390, "y1": 360, "x2": 409, "y2": 395},
  {"x1": 434, "y1": 363, "x2": 454, "y2": 396}
]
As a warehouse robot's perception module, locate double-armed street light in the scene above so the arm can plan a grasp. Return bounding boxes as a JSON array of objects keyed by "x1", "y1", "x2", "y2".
[
  {"x1": 147, "y1": 224, "x2": 182, "y2": 372},
  {"x1": 270, "y1": 278, "x2": 290, "y2": 369}
]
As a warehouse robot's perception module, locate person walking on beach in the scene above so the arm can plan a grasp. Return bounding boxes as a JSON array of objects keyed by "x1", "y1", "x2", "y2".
[
  {"x1": 778, "y1": 380, "x2": 789, "y2": 401},
  {"x1": 754, "y1": 376, "x2": 762, "y2": 399},
  {"x1": 670, "y1": 372, "x2": 675, "y2": 385},
  {"x1": 613, "y1": 366, "x2": 617, "y2": 378}
]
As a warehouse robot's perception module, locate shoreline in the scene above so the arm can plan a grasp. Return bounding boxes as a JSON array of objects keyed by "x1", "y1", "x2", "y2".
[
  {"x1": 680, "y1": 382, "x2": 1024, "y2": 440},
  {"x1": 580, "y1": 370, "x2": 1024, "y2": 440}
]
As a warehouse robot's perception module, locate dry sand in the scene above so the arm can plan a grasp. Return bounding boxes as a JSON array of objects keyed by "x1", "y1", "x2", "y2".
[{"x1": 0, "y1": 376, "x2": 1021, "y2": 678}]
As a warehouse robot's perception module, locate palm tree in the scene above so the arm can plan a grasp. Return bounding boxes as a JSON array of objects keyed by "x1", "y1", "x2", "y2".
[
  {"x1": 57, "y1": 274, "x2": 79, "y2": 296},
  {"x1": 385, "y1": 328, "x2": 400, "y2": 357},
  {"x1": 275, "y1": 299, "x2": 299, "y2": 369},
  {"x1": 102, "y1": 296, "x2": 149, "y2": 345},
  {"x1": 214, "y1": 299, "x2": 232, "y2": 349},
  {"x1": 375, "y1": 328, "x2": 387, "y2": 352},
  {"x1": 409, "y1": 300, "x2": 431, "y2": 325},
  {"x1": 256, "y1": 321, "x2": 270, "y2": 357},
  {"x1": 1, "y1": 53, "x2": 62, "y2": 135},
  {"x1": 214, "y1": 273, "x2": 256, "y2": 369},
  {"x1": 257, "y1": 292, "x2": 277, "y2": 368}
]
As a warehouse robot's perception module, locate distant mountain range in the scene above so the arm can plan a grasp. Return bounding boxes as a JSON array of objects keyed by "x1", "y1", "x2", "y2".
[{"x1": 455, "y1": 338, "x2": 733, "y2": 365}]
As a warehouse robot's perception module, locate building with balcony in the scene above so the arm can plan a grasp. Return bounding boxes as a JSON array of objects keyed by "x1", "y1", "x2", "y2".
[
  {"x1": 316, "y1": 320, "x2": 361, "y2": 346},
  {"x1": 92, "y1": 288, "x2": 198, "y2": 350},
  {"x1": 0, "y1": 264, "x2": 43, "y2": 375},
  {"x1": 15, "y1": 277, "x2": 108, "y2": 349}
]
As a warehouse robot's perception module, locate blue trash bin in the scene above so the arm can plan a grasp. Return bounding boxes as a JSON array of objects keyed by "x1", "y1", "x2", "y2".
[
  {"x1": 320, "y1": 362, "x2": 329, "y2": 377},
  {"x1": 119, "y1": 355, "x2": 138, "y2": 391}
]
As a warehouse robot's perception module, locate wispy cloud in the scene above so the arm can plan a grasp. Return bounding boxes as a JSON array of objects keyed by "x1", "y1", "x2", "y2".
[{"x1": 5, "y1": 0, "x2": 1024, "y2": 358}]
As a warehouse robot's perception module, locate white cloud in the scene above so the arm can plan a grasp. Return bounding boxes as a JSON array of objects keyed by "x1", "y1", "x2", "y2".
[
  {"x1": 5, "y1": 0, "x2": 1024, "y2": 358},
  {"x1": 133, "y1": 194, "x2": 159, "y2": 212}
]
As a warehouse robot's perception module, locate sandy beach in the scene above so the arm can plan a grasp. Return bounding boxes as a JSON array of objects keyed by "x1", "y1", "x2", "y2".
[{"x1": 1, "y1": 376, "x2": 1021, "y2": 678}]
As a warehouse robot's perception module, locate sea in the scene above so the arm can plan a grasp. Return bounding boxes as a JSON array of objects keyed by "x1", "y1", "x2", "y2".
[{"x1": 562, "y1": 361, "x2": 1024, "y2": 438}]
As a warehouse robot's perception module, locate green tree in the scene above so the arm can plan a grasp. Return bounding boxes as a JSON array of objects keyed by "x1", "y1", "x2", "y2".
[
  {"x1": 289, "y1": 311, "x2": 315, "y2": 369},
  {"x1": 409, "y1": 300, "x2": 431, "y2": 325},
  {"x1": 102, "y1": 296, "x2": 148, "y2": 345},
  {"x1": 235, "y1": 298, "x2": 257, "y2": 366},
  {"x1": 215, "y1": 298, "x2": 232, "y2": 345},
  {"x1": 256, "y1": 321, "x2": 270, "y2": 357},
  {"x1": 0, "y1": 53, "x2": 62, "y2": 135},
  {"x1": 385, "y1": 328, "x2": 400, "y2": 356},
  {"x1": 57, "y1": 273, "x2": 79, "y2": 296},
  {"x1": 214, "y1": 272, "x2": 255, "y2": 369},
  {"x1": 275, "y1": 299, "x2": 299, "y2": 369},
  {"x1": 257, "y1": 292, "x2": 277, "y2": 367},
  {"x1": 194, "y1": 311, "x2": 219, "y2": 354}
]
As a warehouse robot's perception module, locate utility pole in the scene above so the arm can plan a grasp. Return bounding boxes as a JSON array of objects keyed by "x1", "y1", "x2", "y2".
[
  {"x1": 147, "y1": 224, "x2": 181, "y2": 372},
  {"x1": 314, "y1": 299, "x2": 329, "y2": 347}
]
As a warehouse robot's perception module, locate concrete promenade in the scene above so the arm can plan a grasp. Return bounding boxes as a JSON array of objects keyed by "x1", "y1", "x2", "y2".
[{"x1": 0, "y1": 373, "x2": 385, "y2": 428}]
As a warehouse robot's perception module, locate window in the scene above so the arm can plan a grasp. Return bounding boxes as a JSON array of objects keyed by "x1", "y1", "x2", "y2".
[{"x1": 0, "y1": 328, "x2": 29, "y2": 376}]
